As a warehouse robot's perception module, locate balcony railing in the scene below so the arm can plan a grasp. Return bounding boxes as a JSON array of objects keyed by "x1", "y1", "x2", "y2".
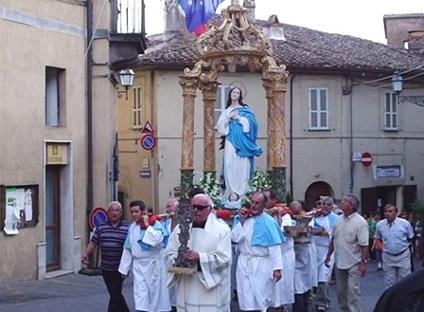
[{"x1": 111, "y1": 0, "x2": 145, "y2": 34}]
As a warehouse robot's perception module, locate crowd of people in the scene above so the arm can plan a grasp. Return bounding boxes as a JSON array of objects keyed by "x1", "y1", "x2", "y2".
[{"x1": 81, "y1": 191, "x2": 419, "y2": 312}]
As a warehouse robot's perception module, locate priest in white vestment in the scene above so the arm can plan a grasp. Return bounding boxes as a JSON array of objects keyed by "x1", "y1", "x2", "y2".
[
  {"x1": 232, "y1": 192, "x2": 284, "y2": 312},
  {"x1": 166, "y1": 194, "x2": 232, "y2": 312},
  {"x1": 215, "y1": 87, "x2": 262, "y2": 196}
]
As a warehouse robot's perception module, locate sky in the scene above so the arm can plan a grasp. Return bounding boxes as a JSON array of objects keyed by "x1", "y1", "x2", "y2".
[{"x1": 144, "y1": 0, "x2": 423, "y2": 43}]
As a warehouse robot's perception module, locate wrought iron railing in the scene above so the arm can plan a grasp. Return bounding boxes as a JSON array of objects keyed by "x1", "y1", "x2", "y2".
[{"x1": 111, "y1": 0, "x2": 145, "y2": 34}]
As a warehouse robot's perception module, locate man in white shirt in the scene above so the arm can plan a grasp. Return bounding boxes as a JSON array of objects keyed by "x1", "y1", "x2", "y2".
[
  {"x1": 325, "y1": 194, "x2": 368, "y2": 312},
  {"x1": 375, "y1": 204, "x2": 414, "y2": 289}
]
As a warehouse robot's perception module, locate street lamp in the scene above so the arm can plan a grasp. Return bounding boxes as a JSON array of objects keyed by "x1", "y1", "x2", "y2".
[
  {"x1": 118, "y1": 68, "x2": 135, "y2": 100},
  {"x1": 391, "y1": 72, "x2": 424, "y2": 107}
]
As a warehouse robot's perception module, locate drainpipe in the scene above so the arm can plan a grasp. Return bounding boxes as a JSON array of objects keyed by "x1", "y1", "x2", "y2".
[
  {"x1": 86, "y1": 0, "x2": 93, "y2": 215},
  {"x1": 342, "y1": 79, "x2": 355, "y2": 193},
  {"x1": 289, "y1": 74, "x2": 296, "y2": 200}
]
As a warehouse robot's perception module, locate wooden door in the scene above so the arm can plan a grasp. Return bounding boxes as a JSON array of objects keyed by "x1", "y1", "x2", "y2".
[{"x1": 45, "y1": 166, "x2": 61, "y2": 271}]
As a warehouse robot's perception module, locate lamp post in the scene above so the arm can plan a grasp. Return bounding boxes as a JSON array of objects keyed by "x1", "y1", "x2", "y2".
[
  {"x1": 118, "y1": 68, "x2": 135, "y2": 100},
  {"x1": 391, "y1": 72, "x2": 424, "y2": 107}
]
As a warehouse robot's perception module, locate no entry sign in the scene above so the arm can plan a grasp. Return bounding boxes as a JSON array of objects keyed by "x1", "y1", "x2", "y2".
[{"x1": 361, "y1": 152, "x2": 373, "y2": 167}]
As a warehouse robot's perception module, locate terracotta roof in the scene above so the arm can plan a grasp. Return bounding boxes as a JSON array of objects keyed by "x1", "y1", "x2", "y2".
[{"x1": 137, "y1": 17, "x2": 424, "y2": 76}]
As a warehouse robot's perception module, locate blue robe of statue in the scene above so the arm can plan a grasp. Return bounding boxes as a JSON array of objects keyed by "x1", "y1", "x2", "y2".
[{"x1": 216, "y1": 105, "x2": 262, "y2": 195}]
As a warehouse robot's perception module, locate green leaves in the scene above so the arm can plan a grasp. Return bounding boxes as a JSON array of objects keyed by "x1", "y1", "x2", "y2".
[
  {"x1": 196, "y1": 171, "x2": 223, "y2": 208},
  {"x1": 241, "y1": 169, "x2": 272, "y2": 207}
]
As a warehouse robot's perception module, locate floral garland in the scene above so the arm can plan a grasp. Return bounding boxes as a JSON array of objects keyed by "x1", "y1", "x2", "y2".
[
  {"x1": 196, "y1": 172, "x2": 223, "y2": 208},
  {"x1": 241, "y1": 169, "x2": 272, "y2": 206},
  {"x1": 195, "y1": 170, "x2": 272, "y2": 208}
]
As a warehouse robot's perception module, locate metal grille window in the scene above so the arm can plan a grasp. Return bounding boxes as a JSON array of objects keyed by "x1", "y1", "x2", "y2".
[
  {"x1": 132, "y1": 87, "x2": 142, "y2": 127},
  {"x1": 384, "y1": 92, "x2": 398, "y2": 130},
  {"x1": 309, "y1": 88, "x2": 329, "y2": 129},
  {"x1": 114, "y1": 0, "x2": 144, "y2": 34}
]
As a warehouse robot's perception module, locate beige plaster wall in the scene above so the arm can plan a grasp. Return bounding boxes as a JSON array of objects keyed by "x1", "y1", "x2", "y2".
[{"x1": 0, "y1": 1, "x2": 87, "y2": 280}]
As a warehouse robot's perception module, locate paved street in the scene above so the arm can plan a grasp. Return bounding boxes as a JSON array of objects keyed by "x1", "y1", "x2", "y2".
[{"x1": 0, "y1": 260, "x2": 420, "y2": 312}]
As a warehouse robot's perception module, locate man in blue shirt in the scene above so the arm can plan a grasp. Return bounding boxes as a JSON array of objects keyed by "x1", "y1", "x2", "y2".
[{"x1": 375, "y1": 204, "x2": 414, "y2": 289}]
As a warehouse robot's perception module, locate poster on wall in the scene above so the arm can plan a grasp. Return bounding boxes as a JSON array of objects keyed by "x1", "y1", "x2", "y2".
[
  {"x1": 2, "y1": 185, "x2": 38, "y2": 235},
  {"x1": 4, "y1": 188, "x2": 19, "y2": 235}
]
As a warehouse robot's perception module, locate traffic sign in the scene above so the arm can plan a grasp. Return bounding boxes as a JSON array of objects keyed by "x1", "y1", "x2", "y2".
[
  {"x1": 140, "y1": 134, "x2": 156, "y2": 150},
  {"x1": 89, "y1": 207, "x2": 109, "y2": 230},
  {"x1": 352, "y1": 152, "x2": 362, "y2": 162},
  {"x1": 141, "y1": 121, "x2": 154, "y2": 134},
  {"x1": 361, "y1": 152, "x2": 373, "y2": 167}
]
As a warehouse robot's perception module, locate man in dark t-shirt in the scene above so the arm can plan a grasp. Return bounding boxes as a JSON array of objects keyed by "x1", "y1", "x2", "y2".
[{"x1": 82, "y1": 201, "x2": 129, "y2": 312}]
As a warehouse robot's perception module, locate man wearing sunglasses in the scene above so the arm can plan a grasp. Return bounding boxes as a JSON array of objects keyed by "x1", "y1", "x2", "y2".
[{"x1": 166, "y1": 193, "x2": 232, "y2": 312}]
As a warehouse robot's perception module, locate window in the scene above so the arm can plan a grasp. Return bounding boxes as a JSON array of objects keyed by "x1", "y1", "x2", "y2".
[
  {"x1": 132, "y1": 87, "x2": 142, "y2": 128},
  {"x1": 215, "y1": 85, "x2": 231, "y2": 123},
  {"x1": 384, "y1": 92, "x2": 398, "y2": 130},
  {"x1": 45, "y1": 67, "x2": 65, "y2": 127},
  {"x1": 309, "y1": 88, "x2": 329, "y2": 130}
]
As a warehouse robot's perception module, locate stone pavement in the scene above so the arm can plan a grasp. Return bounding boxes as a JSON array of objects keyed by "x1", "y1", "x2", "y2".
[{"x1": 0, "y1": 259, "x2": 418, "y2": 312}]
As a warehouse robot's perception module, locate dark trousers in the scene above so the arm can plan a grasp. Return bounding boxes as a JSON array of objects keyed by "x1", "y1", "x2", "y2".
[
  {"x1": 293, "y1": 292, "x2": 309, "y2": 312},
  {"x1": 102, "y1": 269, "x2": 129, "y2": 312}
]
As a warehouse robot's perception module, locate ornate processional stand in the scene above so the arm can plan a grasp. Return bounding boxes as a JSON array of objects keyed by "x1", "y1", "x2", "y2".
[
  {"x1": 171, "y1": 0, "x2": 290, "y2": 273},
  {"x1": 179, "y1": 0, "x2": 289, "y2": 200}
]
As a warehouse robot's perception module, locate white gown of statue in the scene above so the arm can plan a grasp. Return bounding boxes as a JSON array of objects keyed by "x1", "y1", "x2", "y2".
[{"x1": 216, "y1": 106, "x2": 251, "y2": 196}]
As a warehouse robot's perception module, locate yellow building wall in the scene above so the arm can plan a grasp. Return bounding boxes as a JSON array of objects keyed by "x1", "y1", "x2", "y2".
[{"x1": 117, "y1": 71, "x2": 156, "y2": 216}]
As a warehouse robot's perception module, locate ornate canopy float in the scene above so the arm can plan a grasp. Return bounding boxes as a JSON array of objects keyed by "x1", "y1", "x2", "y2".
[{"x1": 179, "y1": 0, "x2": 290, "y2": 201}]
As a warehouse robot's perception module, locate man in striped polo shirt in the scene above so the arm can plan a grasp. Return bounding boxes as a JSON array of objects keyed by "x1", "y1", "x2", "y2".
[{"x1": 82, "y1": 201, "x2": 130, "y2": 312}]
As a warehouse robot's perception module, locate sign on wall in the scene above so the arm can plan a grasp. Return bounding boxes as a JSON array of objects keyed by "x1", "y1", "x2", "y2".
[
  {"x1": 374, "y1": 165, "x2": 403, "y2": 179},
  {"x1": 361, "y1": 152, "x2": 373, "y2": 167},
  {"x1": 0, "y1": 185, "x2": 39, "y2": 235},
  {"x1": 46, "y1": 143, "x2": 68, "y2": 165}
]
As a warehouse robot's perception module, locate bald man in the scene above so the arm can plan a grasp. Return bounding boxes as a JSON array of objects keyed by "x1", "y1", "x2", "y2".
[{"x1": 166, "y1": 194, "x2": 232, "y2": 312}]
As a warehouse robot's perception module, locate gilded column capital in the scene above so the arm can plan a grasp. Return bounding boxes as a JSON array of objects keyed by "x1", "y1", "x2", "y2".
[
  {"x1": 261, "y1": 78, "x2": 275, "y2": 99},
  {"x1": 180, "y1": 76, "x2": 199, "y2": 97},
  {"x1": 200, "y1": 80, "x2": 219, "y2": 101}
]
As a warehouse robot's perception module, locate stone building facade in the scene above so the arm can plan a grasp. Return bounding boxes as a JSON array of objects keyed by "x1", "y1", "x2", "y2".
[{"x1": 0, "y1": 0, "x2": 145, "y2": 280}]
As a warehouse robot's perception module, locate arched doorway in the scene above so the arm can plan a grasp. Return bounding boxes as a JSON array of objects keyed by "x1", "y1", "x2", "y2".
[{"x1": 304, "y1": 181, "x2": 334, "y2": 211}]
